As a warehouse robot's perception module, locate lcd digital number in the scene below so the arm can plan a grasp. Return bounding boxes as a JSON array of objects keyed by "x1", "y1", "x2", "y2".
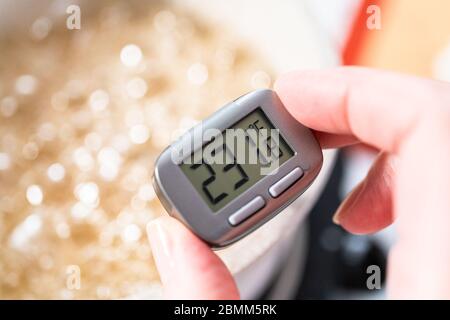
[{"x1": 180, "y1": 108, "x2": 294, "y2": 212}]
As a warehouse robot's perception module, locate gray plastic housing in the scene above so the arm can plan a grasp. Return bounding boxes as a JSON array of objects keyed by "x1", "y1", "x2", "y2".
[{"x1": 153, "y1": 89, "x2": 323, "y2": 248}]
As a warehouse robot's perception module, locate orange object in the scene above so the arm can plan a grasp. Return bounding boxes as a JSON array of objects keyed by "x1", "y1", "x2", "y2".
[{"x1": 343, "y1": 0, "x2": 450, "y2": 78}]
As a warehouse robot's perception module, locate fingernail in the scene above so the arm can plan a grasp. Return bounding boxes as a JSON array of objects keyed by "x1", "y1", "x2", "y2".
[
  {"x1": 147, "y1": 218, "x2": 175, "y2": 269},
  {"x1": 333, "y1": 182, "x2": 364, "y2": 225},
  {"x1": 332, "y1": 211, "x2": 341, "y2": 225}
]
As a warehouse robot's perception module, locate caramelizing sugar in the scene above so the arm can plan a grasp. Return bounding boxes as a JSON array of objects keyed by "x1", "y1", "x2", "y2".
[{"x1": 0, "y1": 2, "x2": 272, "y2": 299}]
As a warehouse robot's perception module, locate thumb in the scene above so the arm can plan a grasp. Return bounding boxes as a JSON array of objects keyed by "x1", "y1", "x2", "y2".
[{"x1": 147, "y1": 216, "x2": 240, "y2": 300}]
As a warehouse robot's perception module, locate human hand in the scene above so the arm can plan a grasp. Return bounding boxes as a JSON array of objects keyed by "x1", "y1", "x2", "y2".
[
  {"x1": 275, "y1": 67, "x2": 450, "y2": 299},
  {"x1": 147, "y1": 67, "x2": 450, "y2": 299}
]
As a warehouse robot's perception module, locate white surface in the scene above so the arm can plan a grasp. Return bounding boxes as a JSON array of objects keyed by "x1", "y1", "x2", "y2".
[{"x1": 304, "y1": 0, "x2": 362, "y2": 52}]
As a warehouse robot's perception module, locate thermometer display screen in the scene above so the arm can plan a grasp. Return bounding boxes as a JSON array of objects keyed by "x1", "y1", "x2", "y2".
[{"x1": 180, "y1": 108, "x2": 294, "y2": 212}]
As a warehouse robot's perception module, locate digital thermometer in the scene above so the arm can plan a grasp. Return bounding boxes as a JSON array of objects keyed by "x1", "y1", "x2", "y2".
[{"x1": 153, "y1": 89, "x2": 323, "y2": 248}]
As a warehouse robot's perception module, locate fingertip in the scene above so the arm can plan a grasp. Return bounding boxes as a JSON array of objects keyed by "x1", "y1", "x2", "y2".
[
  {"x1": 147, "y1": 217, "x2": 177, "y2": 284},
  {"x1": 147, "y1": 216, "x2": 240, "y2": 300},
  {"x1": 275, "y1": 71, "x2": 314, "y2": 127},
  {"x1": 275, "y1": 69, "x2": 350, "y2": 134},
  {"x1": 273, "y1": 70, "x2": 299, "y2": 92}
]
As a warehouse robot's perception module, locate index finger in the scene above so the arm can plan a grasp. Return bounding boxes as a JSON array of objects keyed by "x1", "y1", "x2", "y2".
[{"x1": 274, "y1": 67, "x2": 446, "y2": 152}]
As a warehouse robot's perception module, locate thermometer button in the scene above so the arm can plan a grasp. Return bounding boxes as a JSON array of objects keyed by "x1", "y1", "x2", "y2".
[
  {"x1": 228, "y1": 196, "x2": 265, "y2": 226},
  {"x1": 269, "y1": 167, "x2": 304, "y2": 198}
]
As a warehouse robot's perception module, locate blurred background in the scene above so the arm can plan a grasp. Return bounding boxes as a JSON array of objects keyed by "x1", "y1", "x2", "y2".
[{"x1": 0, "y1": 0, "x2": 449, "y2": 299}]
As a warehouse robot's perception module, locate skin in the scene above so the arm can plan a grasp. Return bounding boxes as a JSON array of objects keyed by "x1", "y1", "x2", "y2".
[{"x1": 147, "y1": 67, "x2": 450, "y2": 299}]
